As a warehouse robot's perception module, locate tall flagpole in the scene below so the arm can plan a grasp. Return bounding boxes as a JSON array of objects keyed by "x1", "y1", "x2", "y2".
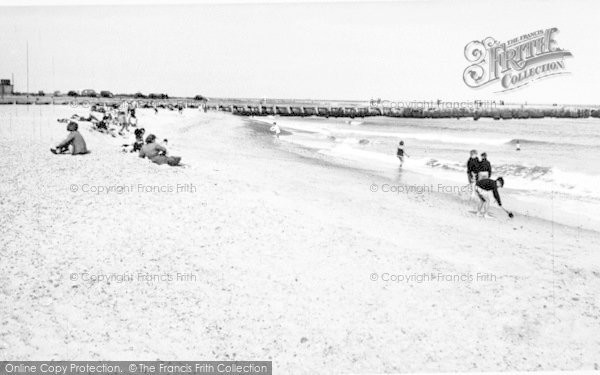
[{"x1": 26, "y1": 41, "x2": 29, "y2": 101}]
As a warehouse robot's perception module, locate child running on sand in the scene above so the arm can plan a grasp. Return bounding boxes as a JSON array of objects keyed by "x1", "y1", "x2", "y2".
[{"x1": 51, "y1": 122, "x2": 88, "y2": 155}]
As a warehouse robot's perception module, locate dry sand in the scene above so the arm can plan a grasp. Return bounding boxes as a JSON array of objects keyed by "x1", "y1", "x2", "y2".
[{"x1": 1, "y1": 106, "x2": 599, "y2": 373}]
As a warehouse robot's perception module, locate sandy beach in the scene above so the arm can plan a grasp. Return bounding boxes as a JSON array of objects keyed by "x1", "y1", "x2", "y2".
[{"x1": 1, "y1": 106, "x2": 599, "y2": 372}]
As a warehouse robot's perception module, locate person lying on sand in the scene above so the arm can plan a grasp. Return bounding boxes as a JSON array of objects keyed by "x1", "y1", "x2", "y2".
[
  {"x1": 139, "y1": 134, "x2": 181, "y2": 166},
  {"x1": 51, "y1": 122, "x2": 88, "y2": 155},
  {"x1": 474, "y1": 177, "x2": 504, "y2": 218},
  {"x1": 71, "y1": 113, "x2": 99, "y2": 123},
  {"x1": 89, "y1": 114, "x2": 118, "y2": 137}
]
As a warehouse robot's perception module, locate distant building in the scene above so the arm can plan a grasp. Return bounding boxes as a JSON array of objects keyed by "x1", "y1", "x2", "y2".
[
  {"x1": 1, "y1": 79, "x2": 14, "y2": 96},
  {"x1": 81, "y1": 89, "x2": 98, "y2": 97}
]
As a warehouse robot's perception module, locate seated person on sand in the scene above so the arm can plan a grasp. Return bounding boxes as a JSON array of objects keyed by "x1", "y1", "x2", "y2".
[
  {"x1": 132, "y1": 128, "x2": 146, "y2": 152},
  {"x1": 139, "y1": 134, "x2": 181, "y2": 166},
  {"x1": 51, "y1": 122, "x2": 88, "y2": 155},
  {"x1": 122, "y1": 128, "x2": 146, "y2": 153},
  {"x1": 94, "y1": 114, "x2": 110, "y2": 131}
]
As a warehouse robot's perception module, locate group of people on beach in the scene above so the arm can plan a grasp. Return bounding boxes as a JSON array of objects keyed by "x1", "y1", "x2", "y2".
[
  {"x1": 51, "y1": 103, "x2": 181, "y2": 166},
  {"x1": 58, "y1": 102, "x2": 137, "y2": 137},
  {"x1": 394, "y1": 141, "x2": 511, "y2": 219},
  {"x1": 467, "y1": 149, "x2": 510, "y2": 218}
]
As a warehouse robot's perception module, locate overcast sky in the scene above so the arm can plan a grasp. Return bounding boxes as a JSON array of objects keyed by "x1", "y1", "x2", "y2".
[{"x1": 0, "y1": 0, "x2": 598, "y2": 104}]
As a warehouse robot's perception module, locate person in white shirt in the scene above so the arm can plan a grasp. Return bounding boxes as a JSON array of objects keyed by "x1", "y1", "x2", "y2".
[{"x1": 270, "y1": 122, "x2": 281, "y2": 138}]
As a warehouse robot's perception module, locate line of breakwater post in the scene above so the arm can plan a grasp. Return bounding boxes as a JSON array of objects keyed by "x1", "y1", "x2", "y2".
[
  {"x1": 2, "y1": 96, "x2": 599, "y2": 119},
  {"x1": 227, "y1": 104, "x2": 600, "y2": 119}
]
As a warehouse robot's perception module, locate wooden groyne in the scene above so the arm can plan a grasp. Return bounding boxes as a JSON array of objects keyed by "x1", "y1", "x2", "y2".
[
  {"x1": 1, "y1": 95, "x2": 599, "y2": 119},
  {"x1": 224, "y1": 105, "x2": 600, "y2": 120}
]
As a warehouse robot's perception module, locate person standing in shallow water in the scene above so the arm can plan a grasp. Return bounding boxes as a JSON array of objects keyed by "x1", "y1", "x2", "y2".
[
  {"x1": 478, "y1": 152, "x2": 492, "y2": 180},
  {"x1": 466, "y1": 149, "x2": 480, "y2": 200},
  {"x1": 466, "y1": 149, "x2": 480, "y2": 183},
  {"x1": 396, "y1": 141, "x2": 409, "y2": 167}
]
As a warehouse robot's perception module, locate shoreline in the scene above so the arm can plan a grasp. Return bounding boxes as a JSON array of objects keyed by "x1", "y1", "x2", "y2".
[
  {"x1": 1, "y1": 108, "x2": 600, "y2": 371},
  {"x1": 244, "y1": 117, "x2": 600, "y2": 233}
]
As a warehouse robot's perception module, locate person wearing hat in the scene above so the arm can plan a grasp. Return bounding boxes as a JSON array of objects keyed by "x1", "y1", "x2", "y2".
[
  {"x1": 139, "y1": 134, "x2": 181, "y2": 166},
  {"x1": 51, "y1": 121, "x2": 88, "y2": 155},
  {"x1": 478, "y1": 152, "x2": 492, "y2": 180}
]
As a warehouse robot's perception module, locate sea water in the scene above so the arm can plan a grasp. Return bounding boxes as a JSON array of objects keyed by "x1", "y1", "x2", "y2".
[{"x1": 257, "y1": 115, "x2": 600, "y2": 232}]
